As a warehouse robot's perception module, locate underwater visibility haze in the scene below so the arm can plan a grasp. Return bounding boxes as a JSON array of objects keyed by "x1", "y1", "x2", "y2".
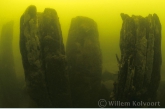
[{"x1": 0, "y1": 0, "x2": 165, "y2": 108}]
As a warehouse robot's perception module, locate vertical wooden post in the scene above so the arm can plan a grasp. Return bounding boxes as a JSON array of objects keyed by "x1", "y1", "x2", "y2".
[
  {"x1": 20, "y1": 5, "x2": 71, "y2": 107},
  {"x1": 0, "y1": 21, "x2": 19, "y2": 107},
  {"x1": 113, "y1": 13, "x2": 162, "y2": 106},
  {"x1": 66, "y1": 16, "x2": 102, "y2": 107}
]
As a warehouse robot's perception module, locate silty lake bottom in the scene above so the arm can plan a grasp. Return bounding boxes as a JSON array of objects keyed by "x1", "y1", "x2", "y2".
[{"x1": 0, "y1": 0, "x2": 165, "y2": 108}]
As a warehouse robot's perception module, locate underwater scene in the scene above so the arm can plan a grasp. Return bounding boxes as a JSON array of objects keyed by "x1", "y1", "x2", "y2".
[{"x1": 0, "y1": 0, "x2": 165, "y2": 108}]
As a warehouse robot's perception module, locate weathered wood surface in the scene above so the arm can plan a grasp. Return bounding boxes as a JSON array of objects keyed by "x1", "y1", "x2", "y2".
[
  {"x1": 113, "y1": 13, "x2": 162, "y2": 106},
  {"x1": 20, "y1": 5, "x2": 71, "y2": 107}
]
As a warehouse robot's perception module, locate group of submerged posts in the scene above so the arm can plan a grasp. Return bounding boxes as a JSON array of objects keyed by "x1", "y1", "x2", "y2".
[
  {"x1": 20, "y1": 5, "x2": 103, "y2": 107},
  {"x1": 0, "y1": 5, "x2": 162, "y2": 108}
]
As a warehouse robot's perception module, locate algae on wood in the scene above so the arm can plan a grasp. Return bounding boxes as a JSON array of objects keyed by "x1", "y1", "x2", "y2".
[
  {"x1": 66, "y1": 16, "x2": 102, "y2": 108},
  {"x1": 113, "y1": 13, "x2": 162, "y2": 106},
  {"x1": 20, "y1": 5, "x2": 71, "y2": 107},
  {"x1": 39, "y1": 8, "x2": 71, "y2": 107}
]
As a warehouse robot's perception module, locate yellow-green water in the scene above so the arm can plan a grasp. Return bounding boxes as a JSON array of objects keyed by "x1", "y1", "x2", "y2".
[{"x1": 0, "y1": 0, "x2": 164, "y2": 80}]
